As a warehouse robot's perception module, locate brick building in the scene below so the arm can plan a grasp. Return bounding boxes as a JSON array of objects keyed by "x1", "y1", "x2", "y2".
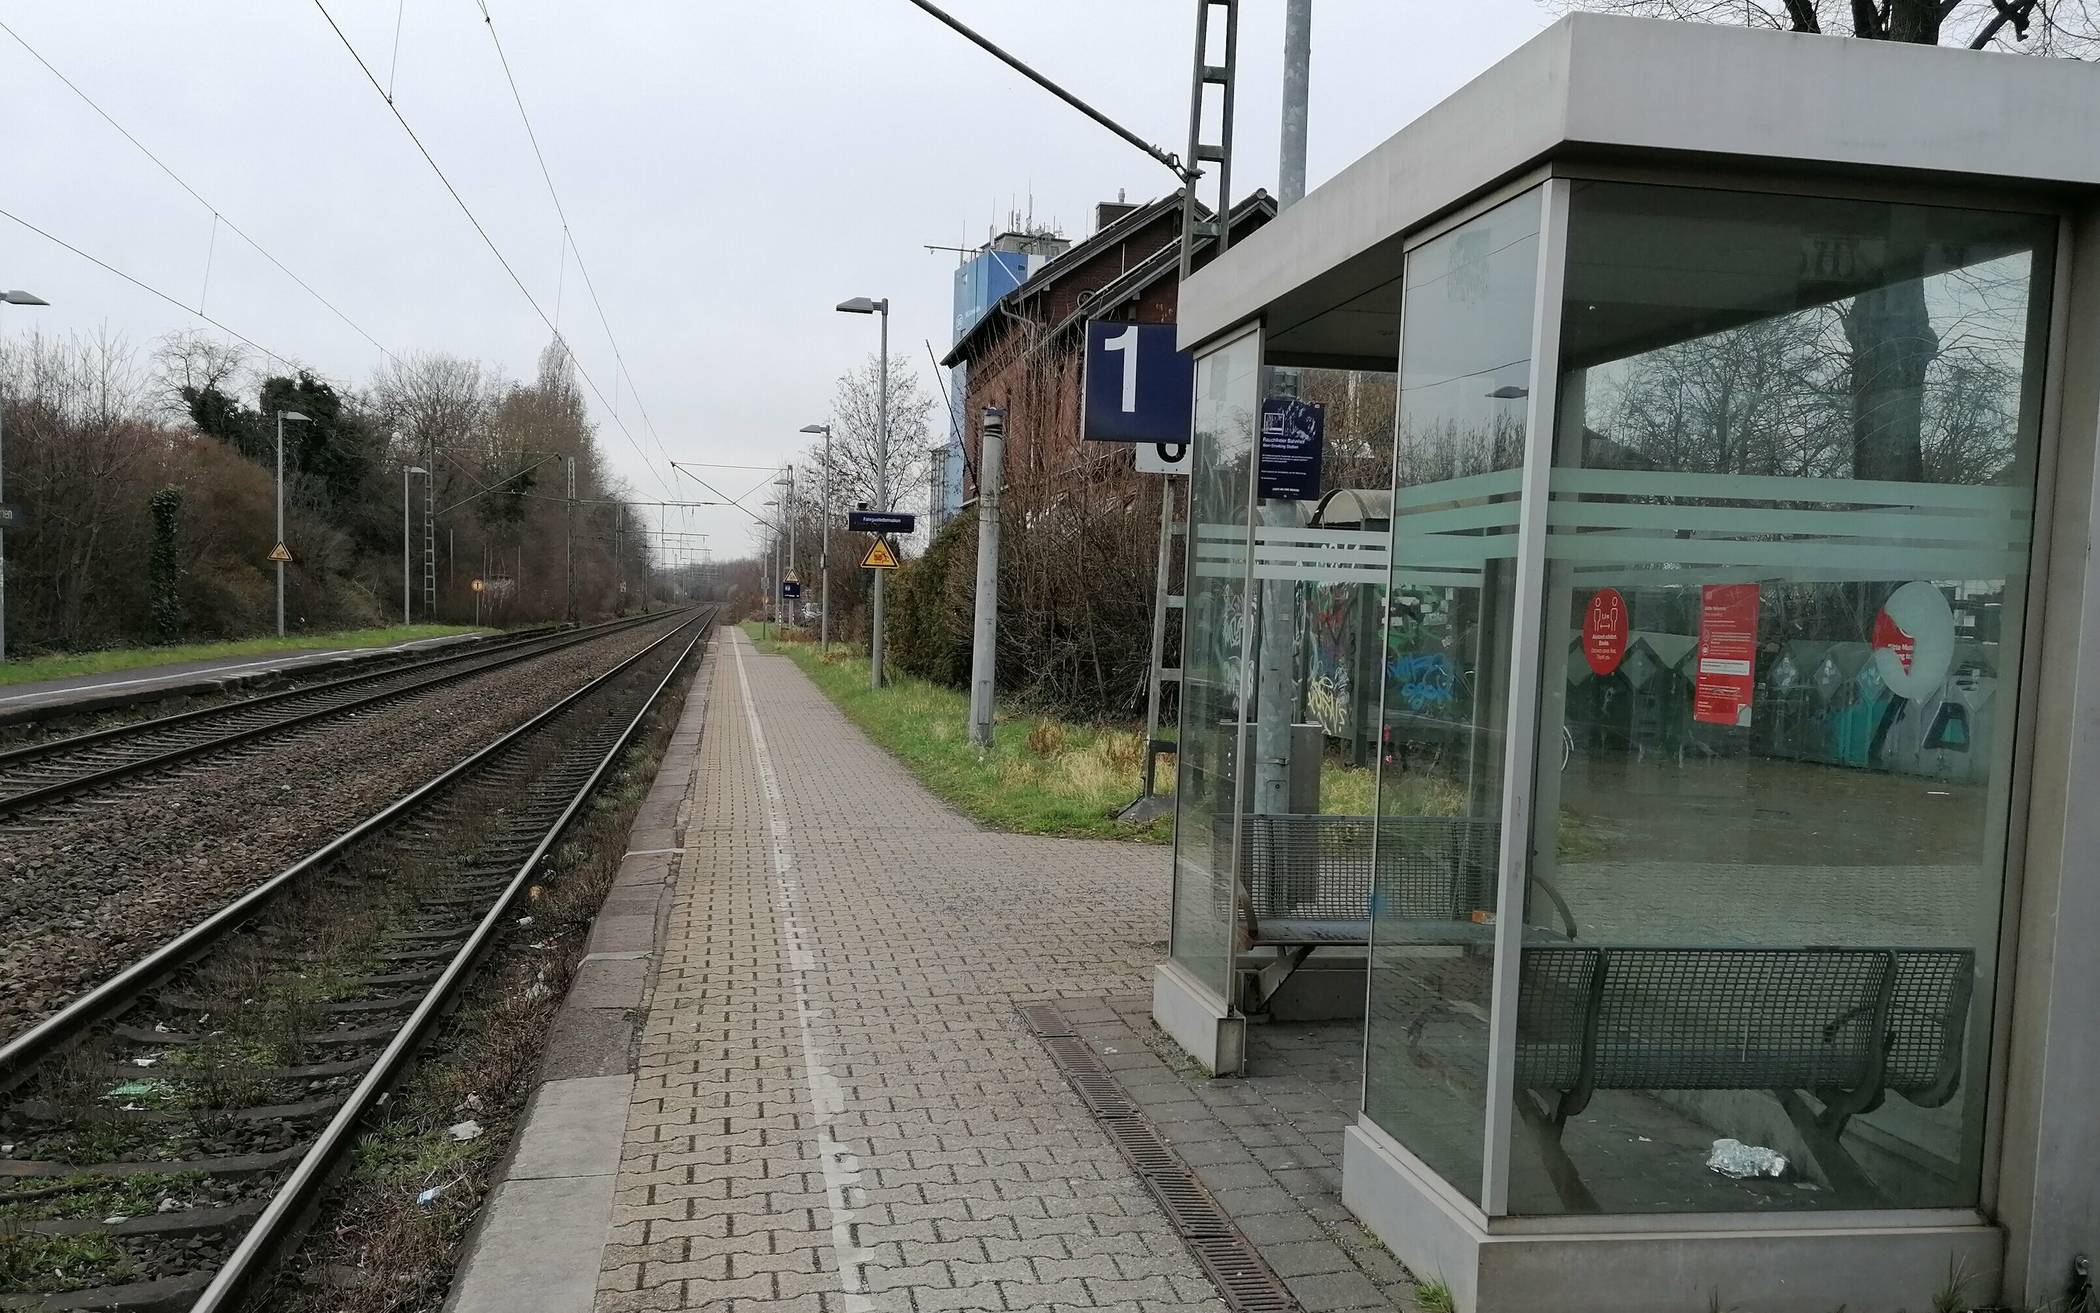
[{"x1": 940, "y1": 189, "x2": 1275, "y2": 503}]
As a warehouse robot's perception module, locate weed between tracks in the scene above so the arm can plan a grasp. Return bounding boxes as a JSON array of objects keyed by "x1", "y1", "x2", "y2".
[{"x1": 246, "y1": 645, "x2": 700, "y2": 1313}]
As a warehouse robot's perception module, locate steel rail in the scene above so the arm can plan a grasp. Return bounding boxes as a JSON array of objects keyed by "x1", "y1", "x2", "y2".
[
  {"x1": 191, "y1": 607, "x2": 714, "y2": 1310},
  {"x1": 0, "y1": 610, "x2": 671, "y2": 816},
  {"x1": 0, "y1": 607, "x2": 702, "y2": 1084}
]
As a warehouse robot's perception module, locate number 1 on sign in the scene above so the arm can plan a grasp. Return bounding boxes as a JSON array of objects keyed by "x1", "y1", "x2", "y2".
[{"x1": 1104, "y1": 326, "x2": 1138, "y2": 413}]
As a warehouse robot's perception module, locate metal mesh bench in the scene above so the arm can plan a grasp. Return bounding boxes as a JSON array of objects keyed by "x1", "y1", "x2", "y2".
[
  {"x1": 1232, "y1": 813, "x2": 1574, "y2": 1010},
  {"x1": 1509, "y1": 944, "x2": 1975, "y2": 1209}
]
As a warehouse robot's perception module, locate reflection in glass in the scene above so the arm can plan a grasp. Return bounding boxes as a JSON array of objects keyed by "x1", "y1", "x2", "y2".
[
  {"x1": 1363, "y1": 189, "x2": 1542, "y2": 1203},
  {"x1": 1510, "y1": 183, "x2": 2052, "y2": 1215},
  {"x1": 1171, "y1": 330, "x2": 1263, "y2": 1001}
]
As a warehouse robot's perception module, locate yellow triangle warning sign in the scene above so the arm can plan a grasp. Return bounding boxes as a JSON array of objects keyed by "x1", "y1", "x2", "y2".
[
  {"x1": 860, "y1": 537, "x2": 900, "y2": 570},
  {"x1": 267, "y1": 542, "x2": 293, "y2": 563}
]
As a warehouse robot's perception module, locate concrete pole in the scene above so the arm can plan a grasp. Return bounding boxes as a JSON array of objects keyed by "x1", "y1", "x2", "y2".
[
  {"x1": 1253, "y1": 0, "x2": 1313, "y2": 816},
  {"x1": 821, "y1": 425, "x2": 833, "y2": 649},
  {"x1": 968, "y1": 409, "x2": 1005, "y2": 748},
  {"x1": 787, "y1": 462, "x2": 797, "y2": 627},
  {"x1": 871, "y1": 299, "x2": 891, "y2": 689},
  {"x1": 1280, "y1": 0, "x2": 1312, "y2": 208},
  {"x1": 275, "y1": 411, "x2": 286, "y2": 638}
]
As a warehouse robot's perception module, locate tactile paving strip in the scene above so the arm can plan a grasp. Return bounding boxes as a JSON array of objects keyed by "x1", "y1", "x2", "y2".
[{"x1": 1018, "y1": 1002, "x2": 1300, "y2": 1313}]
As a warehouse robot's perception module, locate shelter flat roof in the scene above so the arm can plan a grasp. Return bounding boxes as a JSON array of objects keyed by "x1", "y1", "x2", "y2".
[{"x1": 1178, "y1": 13, "x2": 2100, "y2": 355}]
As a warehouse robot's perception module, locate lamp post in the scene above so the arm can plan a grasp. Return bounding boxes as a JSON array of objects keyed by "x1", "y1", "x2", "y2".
[
  {"x1": 0, "y1": 289, "x2": 50, "y2": 666},
  {"x1": 402, "y1": 465, "x2": 429, "y2": 625},
  {"x1": 799, "y1": 423, "x2": 832, "y2": 649},
  {"x1": 835, "y1": 295, "x2": 889, "y2": 689},
  {"x1": 273, "y1": 409, "x2": 312, "y2": 637},
  {"x1": 785, "y1": 463, "x2": 797, "y2": 627}
]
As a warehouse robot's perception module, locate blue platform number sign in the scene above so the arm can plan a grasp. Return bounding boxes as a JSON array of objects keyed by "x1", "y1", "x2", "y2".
[
  {"x1": 1257, "y1": 397, "x2": 1325, "y2": 501},
  {"x1": 1082, "y1": 321, "x2": 1193, "y2": 447}
]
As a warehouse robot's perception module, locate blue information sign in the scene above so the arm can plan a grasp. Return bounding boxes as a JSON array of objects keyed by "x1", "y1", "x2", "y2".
[
  {"x1": 781, "y1": 580, "x2": 802, "y2": 599},
  {"x1": 1257, "y1": 398, "x2": 1326, "y2": 501},
  {"x1": 1082, "y1": 321, "x2": 1193, "y2": 445}
]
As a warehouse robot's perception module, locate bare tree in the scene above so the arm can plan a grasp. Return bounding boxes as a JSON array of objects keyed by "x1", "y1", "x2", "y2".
[
  {"x1": 151, "y1": 330, "x2": 251, "y2": 421},
  {"x1": 1547, "y1": 0, "x2": 2097, "y2": 51},
  {"x1": 817, "y1": 354, "x2": 935, "y2": 515}
]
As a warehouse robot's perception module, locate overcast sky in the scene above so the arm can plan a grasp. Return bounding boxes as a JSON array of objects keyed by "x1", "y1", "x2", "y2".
[{"x1": 2, "y1": 1, "x2": 1553, "y2": 561}]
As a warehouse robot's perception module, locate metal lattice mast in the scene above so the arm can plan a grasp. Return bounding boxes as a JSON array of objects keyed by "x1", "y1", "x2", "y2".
[
  {"x1": 1133, "y1": 0, "x2": 1239, "y2": 816},
  {"x1": 421, "y1": 437, "x2": 437, "y2": 616}
]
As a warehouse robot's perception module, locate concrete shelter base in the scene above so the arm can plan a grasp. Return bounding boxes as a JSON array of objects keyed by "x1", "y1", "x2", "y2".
[
  {"x1": 1342, "y1": 1122, "x2": 2005, "y2": 1313},
  {"x1": 1153, "y1": 959, "x2": 1245, "y2": 1076}
]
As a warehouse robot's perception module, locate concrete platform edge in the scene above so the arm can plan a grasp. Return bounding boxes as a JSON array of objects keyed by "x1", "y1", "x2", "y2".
[
  {"x1": 443, "y1": 635, "x2": 716, "y2": 1313},
  {"x1": 0, "y1": 630, "x2": 498, "y2": 727}
]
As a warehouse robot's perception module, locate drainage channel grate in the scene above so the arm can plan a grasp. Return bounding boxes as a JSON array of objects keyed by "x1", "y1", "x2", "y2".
[
  {"x1": 1018, "y1": 1003, "x2": 1072, "y2": 1037},
  {"x1": 1017, "y1": 1002, "x2": 1302, "y2": 1313},
  {"x1": 1188, "y1": 1234, "x2": 1298, "y2": 1313}
]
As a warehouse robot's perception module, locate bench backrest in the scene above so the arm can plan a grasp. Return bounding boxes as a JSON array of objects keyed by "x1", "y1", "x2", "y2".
[
  {"x1": 1235, "y1": 813, "x2": 1499, "y2": 922},
  {"x1": 1515, "y1": 945, "x2": 1974, "y2": 1105}
]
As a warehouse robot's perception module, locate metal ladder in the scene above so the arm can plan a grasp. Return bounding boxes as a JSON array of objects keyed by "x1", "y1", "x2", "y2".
[
  {"x1": 1127, "y1": 0, "x2": 1239, "y2": 821},
  {"x1": 422, "y1": 442, "x2": 437, "y2": 617}
]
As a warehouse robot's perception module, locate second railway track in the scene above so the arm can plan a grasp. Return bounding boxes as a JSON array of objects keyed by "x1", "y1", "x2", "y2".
[
  {"x1": 0, "y1": 608, "x2": 715, "y2": 1311},
  {"x1": 0, "y1": 612, "x2": 666, "y2": 820}
]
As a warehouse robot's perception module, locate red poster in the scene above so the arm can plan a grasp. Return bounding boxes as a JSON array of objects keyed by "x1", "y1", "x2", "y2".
[
  {"x1": 1582, "y1": 588, "x2": 1629, "y2": 676},
  {"x1": 1694, "y1": 583, "x2": 1760, "y2": 727}
]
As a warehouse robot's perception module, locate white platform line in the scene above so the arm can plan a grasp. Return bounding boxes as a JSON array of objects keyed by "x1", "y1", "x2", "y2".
[{"x1": 729, "y1": 636, "x2": 877, "y2": 1313}]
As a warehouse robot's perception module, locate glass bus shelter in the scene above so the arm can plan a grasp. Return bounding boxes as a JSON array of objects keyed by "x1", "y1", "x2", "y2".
[{"x1": 1151, "y1": 16, "x2": 2100, "y2": 1312}]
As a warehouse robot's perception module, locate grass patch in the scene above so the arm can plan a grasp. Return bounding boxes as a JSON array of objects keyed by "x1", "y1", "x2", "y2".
[
  {"x1": 0, "y1": 1171, "x2": 211, "y2": 1223},
  {"x1": 0, "y1": 1229, "x2": 136, "y2": 1294},
  {"x1": 1415, "y1": 1276, "x2": 1456, "y2": 1313},
  {"x1": 745, "y1": 625, "x2": 1167, "y2": 843},
  {"x1": 0, "y1": 624, "x2": 491, "y2": 688}
]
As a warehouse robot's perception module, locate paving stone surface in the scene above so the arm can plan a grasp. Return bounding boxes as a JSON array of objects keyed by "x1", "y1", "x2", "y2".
[
  {"x1": 1078, "y1": 1001, "x2": 1426, "y2": 1313},
  {"x1": 596, "y1": 630, "x2": 1226, "y2": 1313}
]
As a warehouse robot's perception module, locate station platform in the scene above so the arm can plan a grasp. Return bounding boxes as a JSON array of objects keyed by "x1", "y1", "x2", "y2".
[
  {"x1": 451, "y1": 627, "x2": 1425, "y2": 1313},
  {"x1": 0, "y1": 631, "x2": 485, "y2": 723}
]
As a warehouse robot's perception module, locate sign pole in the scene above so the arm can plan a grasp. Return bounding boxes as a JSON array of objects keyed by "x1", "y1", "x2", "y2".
[{"x1": 968, "y1": 409, "x2": 1005, "y2": 748}]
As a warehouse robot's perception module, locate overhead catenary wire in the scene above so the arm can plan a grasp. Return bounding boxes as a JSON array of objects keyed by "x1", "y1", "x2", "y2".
[
  {"x1": 0, "y1": 16, "x2": 401, "y2": 367},
  {"x1": 468, "y1": 0, "x2": 682, "y2": 479},
  {"x1": 0, "y1": 204, "x2": 304, "y2": 374},
  {"x1": 309, "y1": 0, "x2": 678, "y2": 500},
  {"x1": 668, "y1": 461, "x2": 771, "y2": 526}
]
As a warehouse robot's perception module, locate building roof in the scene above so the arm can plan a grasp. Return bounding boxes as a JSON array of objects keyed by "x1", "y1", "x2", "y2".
[
  {"x1": 1039, "y1": 191, "x2": 1277, "y2": 346},
  {"x1": 940, "y1": 186, "x2": 1218, "y2": 369},
  {"x1": 1179, "y1": 12, "x2": 2100, "y2": 356}
]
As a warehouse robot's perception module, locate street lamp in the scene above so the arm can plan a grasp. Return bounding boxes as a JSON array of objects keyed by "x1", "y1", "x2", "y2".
[
  {"x1": 273, "y1": 409, "x2": 312, "y2": 637},
  {"x1": 799, "y1": 423, "x2": 832, "y2": 649},
  {"x1": 835, "y1": 295, "x2": 890, "y2": 689},
  {"x1": 402, "y1": 466, "x2": 429, "y2": 626},
  {"x1": 0, "y1": 289, "x2": 49, "y2": 666}
]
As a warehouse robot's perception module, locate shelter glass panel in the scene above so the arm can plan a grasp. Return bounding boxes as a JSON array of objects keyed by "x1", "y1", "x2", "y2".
[
  {"x1": 1363, "y1": 188, "x2": 1542, "y2": 1203},
  {"x1": 1172, "y1": 328, "x2": 1264, "y2": 1000},
  {"x1": 1509, "y1": 181, "x2": 2053, "y2": 1215}
]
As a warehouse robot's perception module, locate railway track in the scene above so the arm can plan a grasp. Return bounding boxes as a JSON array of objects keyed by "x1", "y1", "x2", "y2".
[
  {"x1": 0, "y1": 607, "x2": 714, "y2": 1311},
  {"x1": 0, "y1": 612, "x2": 666, "y2": 820}
]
